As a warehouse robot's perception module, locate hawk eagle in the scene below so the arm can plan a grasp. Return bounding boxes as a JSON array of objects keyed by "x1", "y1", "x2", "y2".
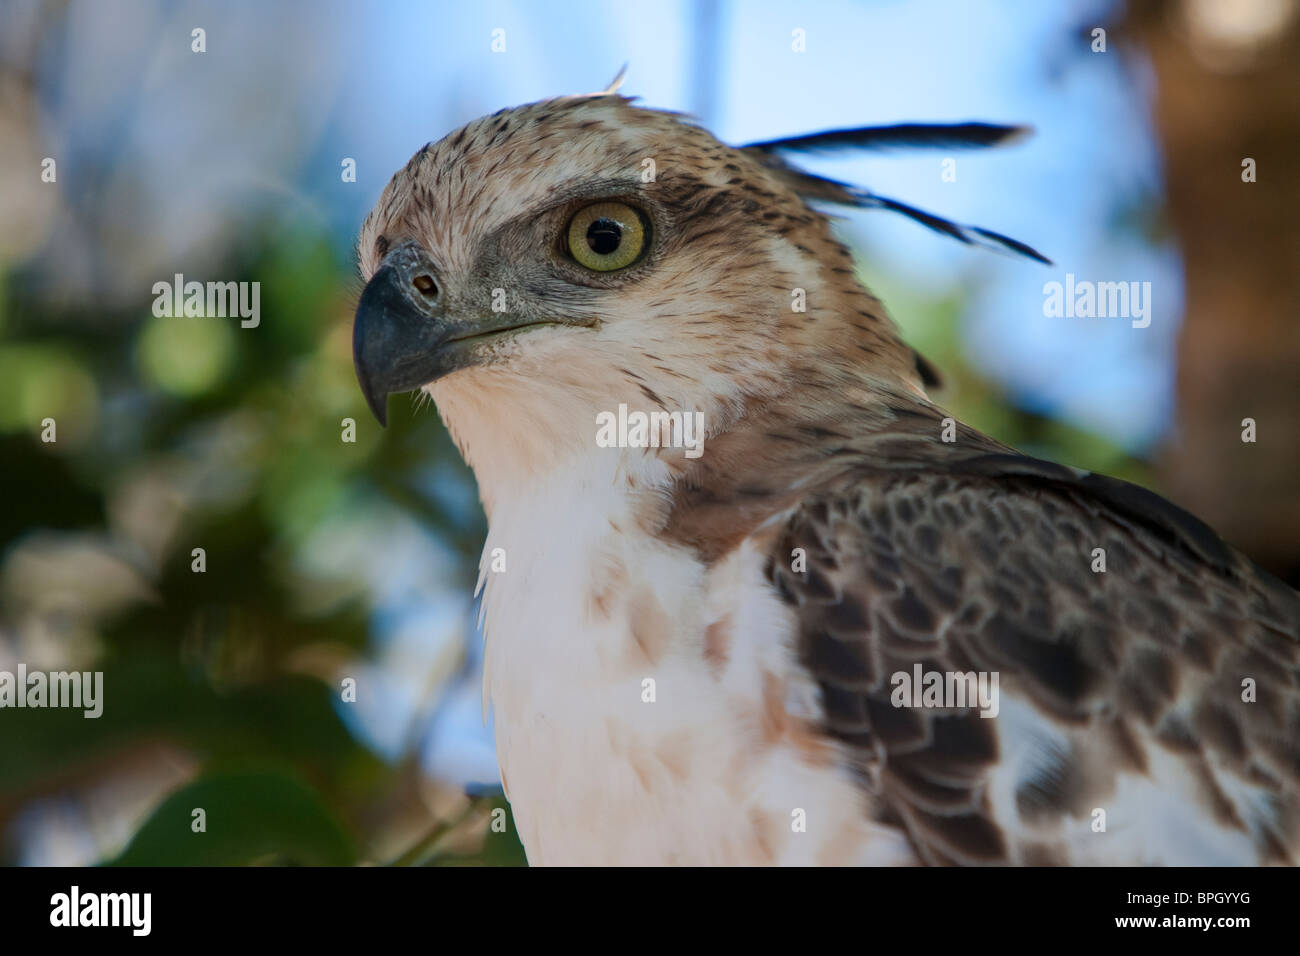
[{"x1": 352, "y1": 90, "x2": 1300, "y2": 865}]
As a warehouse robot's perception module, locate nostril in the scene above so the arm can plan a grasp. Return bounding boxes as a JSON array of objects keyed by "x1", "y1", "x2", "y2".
[{"x1": 411, "y1": 273, "x2": 438, "y2": 301}]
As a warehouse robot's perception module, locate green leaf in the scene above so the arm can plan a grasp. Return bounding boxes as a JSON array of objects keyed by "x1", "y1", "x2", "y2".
[
  {"x1": 468, "y1": 797, "x2": 529, "y2": 867},
  {"x1": 428, "y1": 796, "x2": 529, "y2": 867},
  {"x1": 105, "y1": 770, "x2": 356, "y2": 866}
]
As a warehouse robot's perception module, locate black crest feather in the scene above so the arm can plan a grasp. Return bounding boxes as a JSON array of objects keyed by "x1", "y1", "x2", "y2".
[
  {"x1": 743, "y1": 122, "x2": 1028, "y2": 155},
  {"x1": 740, "y1": 122, "x2": 1050, "y2": 265}
]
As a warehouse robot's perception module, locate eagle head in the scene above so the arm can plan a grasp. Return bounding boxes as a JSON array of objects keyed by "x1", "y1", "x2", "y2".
[{"x1": 354, "y1": 93, "x2": 1040, "y2": 509}]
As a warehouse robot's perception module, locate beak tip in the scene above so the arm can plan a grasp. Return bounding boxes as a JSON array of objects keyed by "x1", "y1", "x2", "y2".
[
  {"x1": 354, "y1": 361, "x2": 390, "y2": 427},
  {"x1": 353, "y1": 260, "x2": 445, "y2": 429},
  {"x1": 353, "y1": 327, "x2": 389, "y2": 428},
  {"x1": 362, "y1": 384, "x2": 389, "y2": 428}
]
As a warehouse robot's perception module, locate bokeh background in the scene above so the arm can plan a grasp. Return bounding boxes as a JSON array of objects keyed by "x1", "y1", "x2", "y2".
[{"x1": 2, "y1": 0, "x2": 1297, "y2": 865}]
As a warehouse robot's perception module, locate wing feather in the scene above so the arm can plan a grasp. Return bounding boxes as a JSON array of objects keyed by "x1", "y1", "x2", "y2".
[{"x1": 767, "y1": 456, "x2": 1300, "y2": 865}]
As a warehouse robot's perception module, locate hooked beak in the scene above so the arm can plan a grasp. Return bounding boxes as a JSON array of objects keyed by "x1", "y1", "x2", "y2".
[
  {"x1": 351, "y1": 242, "x2": 503, "y2": 426},
  {"x1": 353, "y1": 241, "x2": 595, "y2": 426},
  {"x1": 352, "y1": 254, "x2": 446, "y2": 427}
]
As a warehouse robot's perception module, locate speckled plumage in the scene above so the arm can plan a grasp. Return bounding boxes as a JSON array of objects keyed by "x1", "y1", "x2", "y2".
[{"x1": 355, "y1": 92, "x2": 1300, "y2": 865}]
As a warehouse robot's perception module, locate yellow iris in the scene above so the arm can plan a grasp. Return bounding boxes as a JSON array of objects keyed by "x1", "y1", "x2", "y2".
[{"x1": 566, "y1": 202, "x2": 647, "y2": 271}]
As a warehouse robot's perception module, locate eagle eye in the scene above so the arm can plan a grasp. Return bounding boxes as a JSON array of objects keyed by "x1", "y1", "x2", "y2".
[{"x1": 565, "y1": 201, "x2": 648, "y2": 272}]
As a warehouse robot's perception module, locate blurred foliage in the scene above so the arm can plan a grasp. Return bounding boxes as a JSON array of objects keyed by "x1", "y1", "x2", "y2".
[
  {"x1": 108, "y1": 770, "x2": 357, "y2": 866},
  {"x1": 0, "y1": 224, "x2": 522, "y2": 866}
]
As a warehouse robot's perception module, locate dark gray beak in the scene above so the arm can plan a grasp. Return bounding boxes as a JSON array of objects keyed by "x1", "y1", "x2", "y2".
[
  {"x1": 353, "y1": 240, "x2": 592, "y2": 426},
  {"x1": 352, "y1": 242, "x2": 462, "y2": 427}
]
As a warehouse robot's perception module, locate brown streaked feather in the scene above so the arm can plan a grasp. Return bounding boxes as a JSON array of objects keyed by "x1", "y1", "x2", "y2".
[{"x1": 759, "y1": 412, "x2": 1300, "y2": 865}]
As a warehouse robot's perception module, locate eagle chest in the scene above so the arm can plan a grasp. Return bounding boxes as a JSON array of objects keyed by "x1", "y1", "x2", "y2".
[{"x1": 480, "y1": 509, "x2": 898, "y2": 864}]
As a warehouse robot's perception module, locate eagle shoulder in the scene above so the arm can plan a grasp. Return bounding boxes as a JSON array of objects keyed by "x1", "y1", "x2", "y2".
[{"x1": 765, "y1": 453, "x2": 1300, "y2": 865}]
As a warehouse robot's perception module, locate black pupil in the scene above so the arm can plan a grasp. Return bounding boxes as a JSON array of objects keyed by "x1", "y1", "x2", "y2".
[{"x1": 586, "y1": 218, "x2": 622, "y2": 255}]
